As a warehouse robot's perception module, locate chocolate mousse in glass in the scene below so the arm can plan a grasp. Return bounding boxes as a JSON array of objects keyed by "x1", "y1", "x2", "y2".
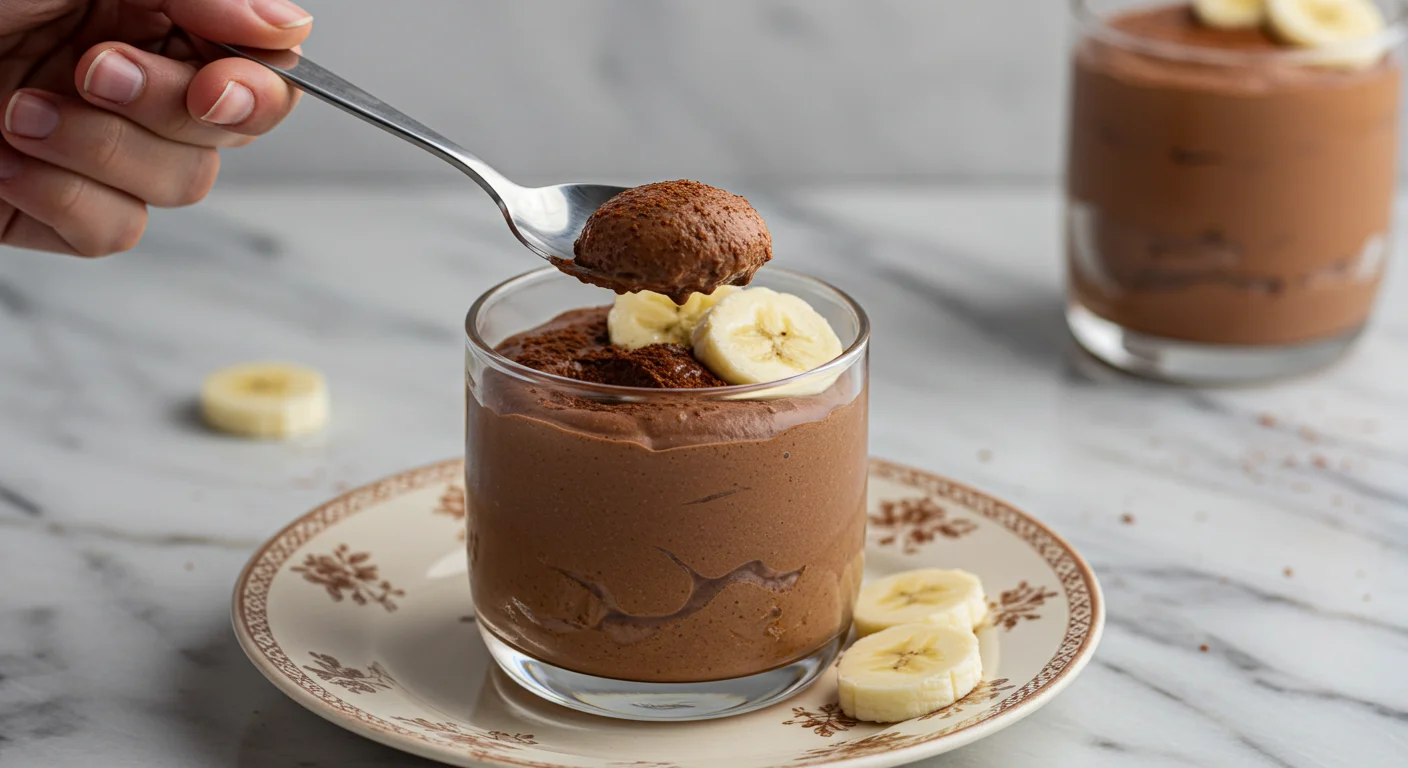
[
  {"x1": 1066, "y1": 1, "x2": 1405, "y2": 382},
  {"x1": 463, "y1": 184, "x2": 869, "y2": 721}
]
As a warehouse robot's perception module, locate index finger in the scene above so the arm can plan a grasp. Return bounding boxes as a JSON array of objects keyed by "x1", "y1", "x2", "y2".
[{"x1": 128, "y1": 0, "x2": 313, "y2": 48}]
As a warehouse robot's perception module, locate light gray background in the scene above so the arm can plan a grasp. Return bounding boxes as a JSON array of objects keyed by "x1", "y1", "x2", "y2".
[{"x1": 220, "y1": 0, "x2": 1077, "y2": 185}]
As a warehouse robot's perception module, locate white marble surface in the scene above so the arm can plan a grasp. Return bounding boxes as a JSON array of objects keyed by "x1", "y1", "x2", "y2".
[{"x1": 2, "y1": 184, "x2": 1406, "y2": 767}]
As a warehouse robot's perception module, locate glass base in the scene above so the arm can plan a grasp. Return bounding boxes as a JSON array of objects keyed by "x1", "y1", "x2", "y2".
[
  {"x1": 1067, "y1": 302, "x2": 1363, "y2": 385},
  {"x1": 481, "y1": 626, "x2": 841, "y2": 722}
]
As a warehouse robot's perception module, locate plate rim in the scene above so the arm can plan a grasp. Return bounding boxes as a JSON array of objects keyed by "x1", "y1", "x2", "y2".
[{"x1": 231, "y1": 457, "x2": 1105, "y2": 768}]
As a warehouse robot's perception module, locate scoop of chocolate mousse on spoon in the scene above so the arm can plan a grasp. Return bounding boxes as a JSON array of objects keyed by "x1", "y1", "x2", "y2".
[{"x1": 557, "y1": 180, "x2": 773, "y2": 304}]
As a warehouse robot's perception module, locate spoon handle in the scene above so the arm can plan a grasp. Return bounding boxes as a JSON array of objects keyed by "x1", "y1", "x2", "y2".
[{"x1": 209, "y1": 42, "x2": 515, "y2": 201}]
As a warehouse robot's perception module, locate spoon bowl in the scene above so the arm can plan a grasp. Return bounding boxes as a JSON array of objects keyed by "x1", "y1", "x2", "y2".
[{"x1": 498, "y1": 183, "x2": 627, "y2": 263}]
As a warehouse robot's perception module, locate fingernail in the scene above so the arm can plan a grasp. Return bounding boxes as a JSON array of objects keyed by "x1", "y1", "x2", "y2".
[
  {"x1": 6, "y1": 93, "x2": 60, "y2": 140},
  {"x1": 250, "y1": 0, "x2": 314, "y2": 29},
  {"x1": 201, "y1": 81, "x2": 255, "y2": 126},
  {"x1": 84, "y1": 50, "x2": 145, "y2": 104},
  {"x1": 0, "y1": 143, "x2": 22, "y2": 181}
]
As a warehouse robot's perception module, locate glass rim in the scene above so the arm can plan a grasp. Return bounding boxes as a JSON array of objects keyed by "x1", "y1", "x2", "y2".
[
  {"x1": 1071, "y1": 0, "x2": 1408, "y2": 67},
  {"x1": 464, "y1": 266, "x2": 871, "y2": 400}
]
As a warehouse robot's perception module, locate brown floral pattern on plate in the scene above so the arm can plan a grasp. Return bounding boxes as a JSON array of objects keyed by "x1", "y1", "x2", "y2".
[
  {"x1": 291, "y1": 543, "x2": 407, "y2": 612},
  {"x1": 434, "y1": 484, "x2": 467, "y2": 540},
  {"x1": 302, "y1": 652, "x2": 395, "y2": 694},
  {"x1": 783, "y1": 702, "x2": 860, "y2": 737},
  {"x1": 795, "y1": 732, "x2": 913, "y2": 763},
  {"x1": 868, "y1": 497, "x2": 978, "y2": 554},
  {"x1": 393, "y1": 718, "x2": 537, "y2": 748},
  {"x1": 919, "y1": 678, "x2": 1016, "y2": 721},
  {"x1": 989, "y1": 582, "x2": 1059, "y2": 632}
]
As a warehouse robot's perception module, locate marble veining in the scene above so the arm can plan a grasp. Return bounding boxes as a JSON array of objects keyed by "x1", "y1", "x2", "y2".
[{"x1": 1, "y1": 185, "x2": 1406, "y2": 767}]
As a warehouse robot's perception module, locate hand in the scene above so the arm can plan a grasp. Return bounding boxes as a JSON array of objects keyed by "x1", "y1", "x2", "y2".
[{"x1": 0, "y1": 0, "x2": 312, "y2": 257}]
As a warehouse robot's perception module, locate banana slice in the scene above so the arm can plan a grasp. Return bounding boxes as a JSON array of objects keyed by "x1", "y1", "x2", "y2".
[
  {"x1": 1268, "y1": 0, "x2": 1388, "y2": 68},
  {"x1": 1193, "y1": 0, "x2": 1266, "y2": 29},
  {"x1": 837, "y1": 623, "x2": 983, "y2": 723},
  {"x1": 690, "y1": 287, "x2": 843, "y2": 390},
  {"x1": 200, "y1": 362, "x2": 329, "y2": 439},
  {"x1": 608, "y1": 286, "x2": 740, "y2": 349},
  {"x1": 853, "y1": 569, "x2": 988, "y2": 638}
]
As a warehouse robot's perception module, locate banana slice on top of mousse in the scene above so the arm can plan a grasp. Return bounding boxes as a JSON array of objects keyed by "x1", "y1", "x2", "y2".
[
  {"x1": 608, "y1": 287, "x2": 741, "y2": 349},
  {"x1": 1193, "y1": 0, "x2": 1266, "y2": 29},
  {"x1": 690, "y1": 287, "x2": 844, "y2": 393}
]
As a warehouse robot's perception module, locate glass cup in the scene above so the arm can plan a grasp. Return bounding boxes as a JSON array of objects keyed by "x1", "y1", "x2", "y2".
[
  {"x1": 1065, "y1": 0, "x2": 1406, "y2": 383},
  {"x1": 464, "y1": 266, "x2": 870, "y2": 721}
]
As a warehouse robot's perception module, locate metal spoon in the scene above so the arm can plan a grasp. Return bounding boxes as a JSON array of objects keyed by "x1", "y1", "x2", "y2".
[{"x1": 209, "y1": 43, "x2": 626, "y2": 269}]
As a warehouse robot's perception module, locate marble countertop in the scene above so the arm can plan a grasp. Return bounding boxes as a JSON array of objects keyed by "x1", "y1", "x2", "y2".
[{"x1": 1, "y1": 185, "x2": 1404, "y2": 768}]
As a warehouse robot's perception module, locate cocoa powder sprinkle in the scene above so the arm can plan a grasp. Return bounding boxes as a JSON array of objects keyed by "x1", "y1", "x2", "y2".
[
  {"x1": 577, "y1": 344, "x2": 727, "y2": 389},
  {"x1": 496, "y1": 306, "x2": 725, "y2": 389}
]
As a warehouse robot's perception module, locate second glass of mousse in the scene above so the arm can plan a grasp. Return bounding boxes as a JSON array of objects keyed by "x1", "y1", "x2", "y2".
[
  {"x1": 465, "y1": 182, "x2": 869, "y2": 721},
  {"x1": 1066, "y1": 0, "x2": 1405, "y2": 382}
]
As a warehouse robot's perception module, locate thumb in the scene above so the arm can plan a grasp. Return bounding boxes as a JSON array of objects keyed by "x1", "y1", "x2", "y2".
[{"x1": 130, "y1": 0, "x2": 313, "y2": 48}]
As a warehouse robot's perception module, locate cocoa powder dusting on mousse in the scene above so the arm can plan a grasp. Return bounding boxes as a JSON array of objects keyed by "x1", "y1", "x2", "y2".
[
  {"x1": 495, "y1": 306, "x2": 725, "y2": 389},
  {"x1": 578, "y1": 345, "x2": 727, "y2": 389}
]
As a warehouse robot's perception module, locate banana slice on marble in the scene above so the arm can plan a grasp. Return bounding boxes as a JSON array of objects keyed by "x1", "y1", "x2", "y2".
[
  {"x1": 1268, "y1": 0, "x2": 1388, "y2": 68},
  {"x1": 837, "y1": 623, "x2": 984, "y2": 723},
  {"x1": 690, "y1": 287, "x2": 843, "y2": 391},
  {"x1": 608, "y1": 286, "x2": 741, "y2": 348},
  {"x1": 1194, "y1": 0, "x2": 1266, "y2": 28},
  {"x1": 853, "y1": 569, "x2": 988, "y2": 638},
  {"x1": 200, "y1": 362, "x2": 328, "y2": 439}
]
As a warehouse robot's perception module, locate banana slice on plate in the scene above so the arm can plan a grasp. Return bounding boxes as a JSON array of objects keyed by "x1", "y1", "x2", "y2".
[
  {"x1": 1268, "y1": 0, "x2": 1388, "y2": 68},
  {"x1": 853, "y1": 568, "x2": 988, "y2": 637},
  {"x1": 690, "y1": 287, "x2": 844, "y2": 393},
  {"x1": 1194, "y1": 0, "x2": 1266, "y2": 29},
  {"x1": 200, "y1": 362, "x2": 329, "y2": 439},
  {"x1": 837, "y1": 623, "x2": 984, "y2": 723},
  {"x1": 608, "y1": 286, "x2": 741, "y2": 349}
]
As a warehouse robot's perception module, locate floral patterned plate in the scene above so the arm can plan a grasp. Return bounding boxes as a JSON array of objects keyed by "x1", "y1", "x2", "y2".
[{"x1": 233, "y1": 458, "x2": 1103, "y2": 768}]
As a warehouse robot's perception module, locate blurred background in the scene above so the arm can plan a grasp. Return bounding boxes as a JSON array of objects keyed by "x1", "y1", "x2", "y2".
[{"x1": 218, "y1": 0, "x2": 1075, "y2": 186}]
